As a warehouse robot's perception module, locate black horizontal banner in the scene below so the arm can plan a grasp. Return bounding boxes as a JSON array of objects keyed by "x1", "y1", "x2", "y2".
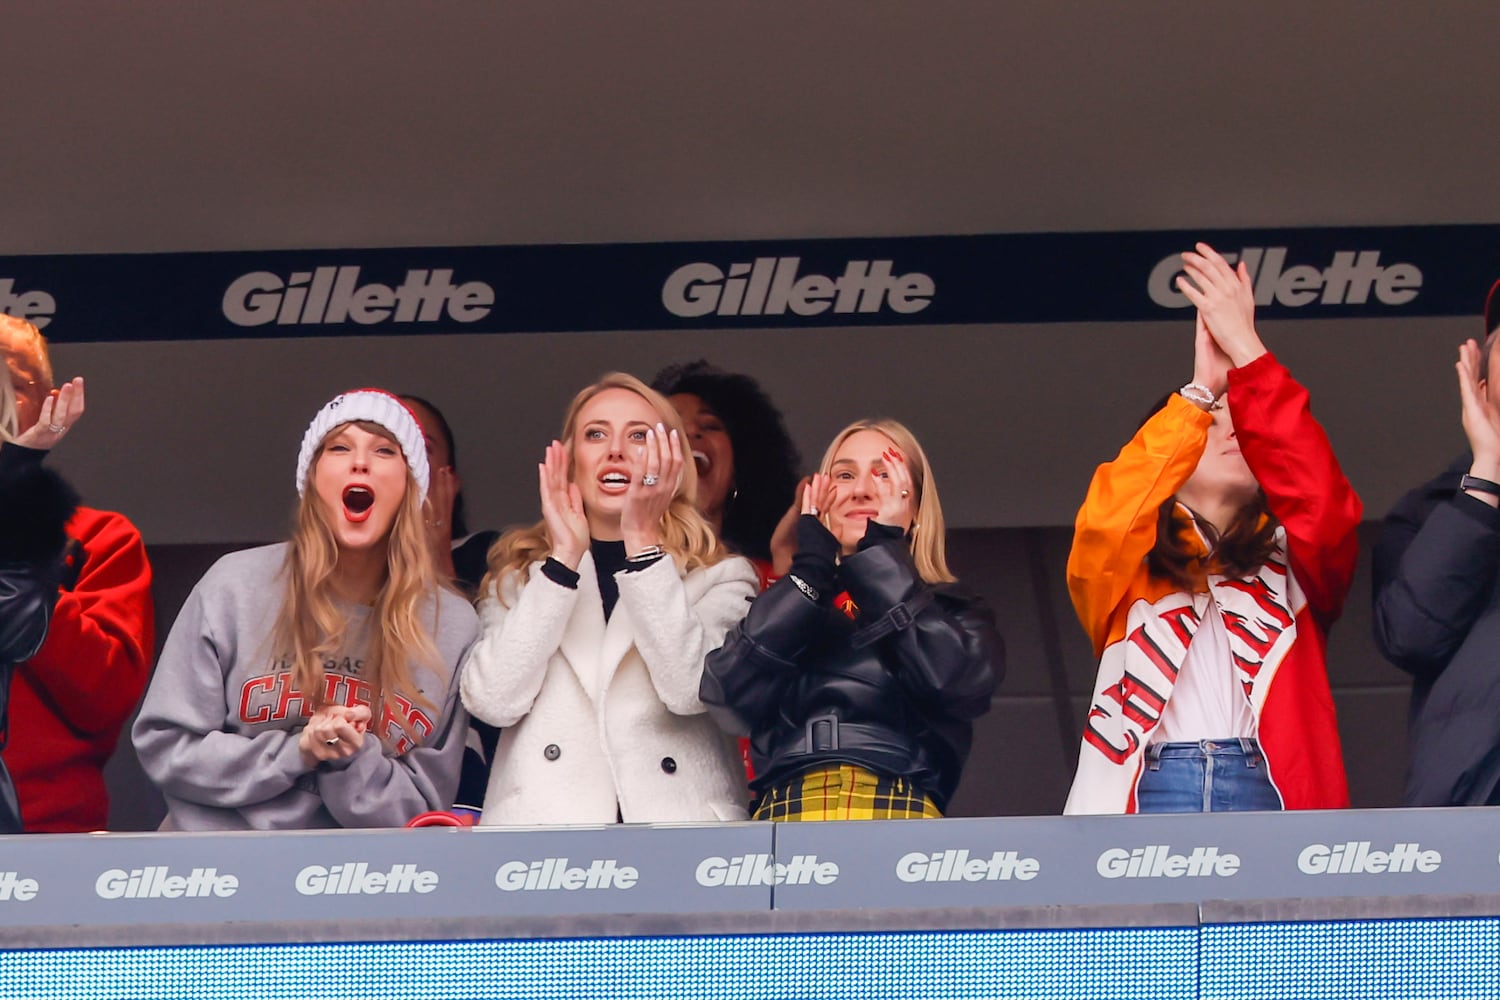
[{"x1": 2, "y1": 224, "x2": 1497, "y2": 344}]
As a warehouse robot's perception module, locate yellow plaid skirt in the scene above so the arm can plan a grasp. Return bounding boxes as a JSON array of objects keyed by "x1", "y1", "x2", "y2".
[{"x1": 752, "y1": 764, "x2": 943, "y2": 822}]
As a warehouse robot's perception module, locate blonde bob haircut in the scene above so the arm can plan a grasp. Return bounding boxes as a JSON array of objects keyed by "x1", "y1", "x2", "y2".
[
  {"x1": 485, "y1": 372, "x2": 728, "y2": 602},
  {"x1": 818, "y1": 418, "x2": 955, "y2": 585},
  {"x1": 272, "y1": 419, "x2": 442, "y2": 735}
]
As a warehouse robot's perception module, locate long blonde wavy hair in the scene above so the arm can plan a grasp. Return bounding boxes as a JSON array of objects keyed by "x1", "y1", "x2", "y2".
[
  {"x1": 272, "y1": 419, "x2": 442, "y2": 732},
  {"x1": 484, "y1": 372, "x2": 728, "y2": 602},
  {"x1": 818, "y1": 418, "x2": 956, "y2": 585}
]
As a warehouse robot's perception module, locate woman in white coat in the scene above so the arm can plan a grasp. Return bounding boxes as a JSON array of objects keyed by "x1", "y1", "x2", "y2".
[{"x1": 461, "y1": 372, "x2": 758, "y2": 825}]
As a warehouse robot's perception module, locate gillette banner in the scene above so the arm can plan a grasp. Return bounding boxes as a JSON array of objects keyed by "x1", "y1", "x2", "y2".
[{"x1": 4, "y1": 223, "x2": 1499, "y2": 343}]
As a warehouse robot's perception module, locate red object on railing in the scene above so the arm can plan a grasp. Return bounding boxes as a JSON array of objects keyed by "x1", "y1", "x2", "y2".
[{"x1": 405, "y1": 810, "x2": 476, "y2": 828}]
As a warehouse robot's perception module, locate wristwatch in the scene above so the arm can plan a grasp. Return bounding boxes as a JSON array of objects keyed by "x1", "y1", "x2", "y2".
[{"x1": 1459, "y1": 474, "x2": 1500, "y2": 497}]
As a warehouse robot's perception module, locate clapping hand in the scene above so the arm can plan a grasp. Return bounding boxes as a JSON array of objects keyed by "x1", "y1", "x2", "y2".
[
  {"x1": 1177, "y1": 243, "x2": 1267, "y2": 369},
  {"x1": 539, "y1": 440, "x2": 589, "y2": 569},
  {"x1": 621, "y1": 423, "x2": 681, "y2": 556},
  {"x1": 800, "y1": 472, "x2": 835, "y2": 519},
  {"x1": 298, "y1": 703, "x2": 372, "y2": 767},
  {"x1": 790, "y1": 472, "x2": 840, "y2": 588},
  {"x1": 15, "y1": 377, "x2": 84, "y2": 450},
  {"x1": 1457, "y1": 339, "x2": 1500, "y2": 483},
  {"x1": 1188, "y1": 311, "x2": 1233, "y2": 404},
  {"x1": 873, "y1": 448, "x2": 916, "y2": 531}
]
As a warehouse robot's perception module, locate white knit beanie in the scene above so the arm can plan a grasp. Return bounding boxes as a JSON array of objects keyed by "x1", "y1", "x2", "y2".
[{"x1": 295, "y1": 389, "x2": 430, "y2": 500}]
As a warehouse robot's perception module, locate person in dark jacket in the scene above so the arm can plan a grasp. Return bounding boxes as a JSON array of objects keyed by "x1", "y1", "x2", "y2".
[
  {"x1": 0, "y1": 374, "x2": 85, "y2": 833},
  {"x1": 701, "y1": 418, "x2": 1002, "y2": 820},
  {"x1": 1373, "y1": 281, "x2": 1500, "y2": 806}
]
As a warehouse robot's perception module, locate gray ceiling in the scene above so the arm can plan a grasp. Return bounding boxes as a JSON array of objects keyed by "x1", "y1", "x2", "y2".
[{"x1": 4, "y1": 2, "x2": 1497, "y2": 255}]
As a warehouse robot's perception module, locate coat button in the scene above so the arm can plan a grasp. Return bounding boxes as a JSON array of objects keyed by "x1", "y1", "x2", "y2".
[
  {"x1": 544, "y1": 744, "x2": 561, "y2": 761},
  {"x1": 660, "y1": 757, "x2": 677, "y2": 774}
]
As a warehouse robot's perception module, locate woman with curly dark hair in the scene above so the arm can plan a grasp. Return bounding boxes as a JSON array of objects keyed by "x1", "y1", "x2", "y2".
[{"x1": 652, "y1": 361, "x2": 801, "y2": 584}]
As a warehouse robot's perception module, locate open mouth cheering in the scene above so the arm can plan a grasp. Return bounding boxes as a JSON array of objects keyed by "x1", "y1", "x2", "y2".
[{"x1": 342, "y1": 485, "x2": 375, "y2": 522}]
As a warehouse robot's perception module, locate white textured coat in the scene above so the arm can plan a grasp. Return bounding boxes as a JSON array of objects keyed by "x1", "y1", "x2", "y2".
[{"x1": 460, "y1": 552, "x2": 757, "y2": 826}]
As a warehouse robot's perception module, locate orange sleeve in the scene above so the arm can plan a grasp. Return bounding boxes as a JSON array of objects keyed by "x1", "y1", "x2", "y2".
[{"x1": 1067, "y1": 394, "x2": 1211, "y2": 656}]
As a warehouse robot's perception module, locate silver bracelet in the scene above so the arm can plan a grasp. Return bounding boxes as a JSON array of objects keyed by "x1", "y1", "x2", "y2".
[
  {"x1": 1179, "y1": 382, "x2": 1218, "y2": 409},
  {"x1": 788, "y1": 573, "x2": 820, "y2": 602},
  {"x1": 626, "y1": 544, "x2": 664, "y2": 563}
]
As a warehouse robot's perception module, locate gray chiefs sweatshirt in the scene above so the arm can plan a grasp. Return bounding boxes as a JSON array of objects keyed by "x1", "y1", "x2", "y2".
[{"x1": 132, "y1": 543, "x2": 478, "y2": 831}]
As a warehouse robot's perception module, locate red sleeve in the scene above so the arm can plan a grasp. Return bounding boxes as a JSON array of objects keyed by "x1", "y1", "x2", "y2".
[
  {"x1": 1227, "y1": 353, "x2": 1363, "y2": 622},
  {"x1": 19, "y1": 508, "x2": 155, "y2": 737},
  {"x1": 749, "y1": 557, "x2": 779, "y2": 592}
]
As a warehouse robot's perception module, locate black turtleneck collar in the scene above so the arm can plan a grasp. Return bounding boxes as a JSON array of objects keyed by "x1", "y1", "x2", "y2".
[{"x1": 591, "y1": 539, "x2": 628, "y2": 619}]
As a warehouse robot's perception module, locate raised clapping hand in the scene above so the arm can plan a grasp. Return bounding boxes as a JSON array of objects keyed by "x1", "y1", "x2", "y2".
[
  {"x1": 298, "y1": 703, "x2": 372, "y2": 767},
  {"x1": 1457, "y1": 339, "x2": 1500, "y2": 488},
  {"x1": 873, "y1": 447, "x2": 916, "y2": 531},
  {"x1": 539, "y1": 440, "x2": 589, "y2": 569},
  {"x1": 793, "y1": 472, "x2": 840, "y2": 570},
  {"x1": 620, "y1": 423, "x2": 682, "y2": 557},
  {"x1": 1189, "y1": 310, "x2": 1234, "y2": 403},
  {"x1": 14, "y1": 377, "x2": 85, "y2": 450},
  {"x1": 799, "y1": 472, "x2": 834, "y2": 519},
  {"x1": 1177, "y1": 243, "x2": 1268, "y2": 370}
]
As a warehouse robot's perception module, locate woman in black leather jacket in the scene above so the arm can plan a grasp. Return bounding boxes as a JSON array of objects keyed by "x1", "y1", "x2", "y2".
[
  {"x1": 0, "y1": 375, "x2": 84, "y2": 833},
  {"x1": 701, "y1": 418, "x2": 1002, "y2": 820}
]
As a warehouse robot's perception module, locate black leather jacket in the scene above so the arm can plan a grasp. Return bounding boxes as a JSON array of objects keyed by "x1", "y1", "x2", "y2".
[
  {"x1": 0, "y1": 444, "x2": 78, "y2": 833},
  {"x1": 700, "y1": 536, "x2": 1002, "y2": 811}
]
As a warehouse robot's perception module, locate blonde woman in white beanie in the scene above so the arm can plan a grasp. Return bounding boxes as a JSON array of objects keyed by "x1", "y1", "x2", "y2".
[{"x1": 134, "y1": 390, "x2": 478, "y2": 830}]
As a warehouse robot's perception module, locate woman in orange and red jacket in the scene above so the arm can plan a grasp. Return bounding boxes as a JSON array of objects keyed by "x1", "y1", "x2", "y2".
[{"x1": 1064, "y1": 243, "x2": 1361, "y2": 815}]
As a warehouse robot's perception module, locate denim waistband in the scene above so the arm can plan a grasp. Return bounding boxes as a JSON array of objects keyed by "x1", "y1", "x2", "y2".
[{"x1": 1145, "y1": 738, "x2": 1262, "y2": 760}]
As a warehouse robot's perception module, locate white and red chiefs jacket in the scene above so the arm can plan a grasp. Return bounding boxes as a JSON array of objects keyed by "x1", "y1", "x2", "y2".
[{"x1": 1064, "y1": 353, "x2": 1361, "y2": 814}]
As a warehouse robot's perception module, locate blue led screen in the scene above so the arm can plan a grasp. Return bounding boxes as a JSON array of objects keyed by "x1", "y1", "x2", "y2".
[
  {"x1": 5, "y1": 917, "x2": 1500, "y2": 1000},
  {"x1": 1201, "y1": 916, "x2": 1500, "y2": 1000},
  {"x1": 2, "y1": 928, "x2": 1196, "y2": 1000}
]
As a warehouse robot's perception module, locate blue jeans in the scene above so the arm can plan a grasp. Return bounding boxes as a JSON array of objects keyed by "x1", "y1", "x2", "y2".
[{"x1": 1135, "y1": 739, "x2": 1284, "y2": 813}]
